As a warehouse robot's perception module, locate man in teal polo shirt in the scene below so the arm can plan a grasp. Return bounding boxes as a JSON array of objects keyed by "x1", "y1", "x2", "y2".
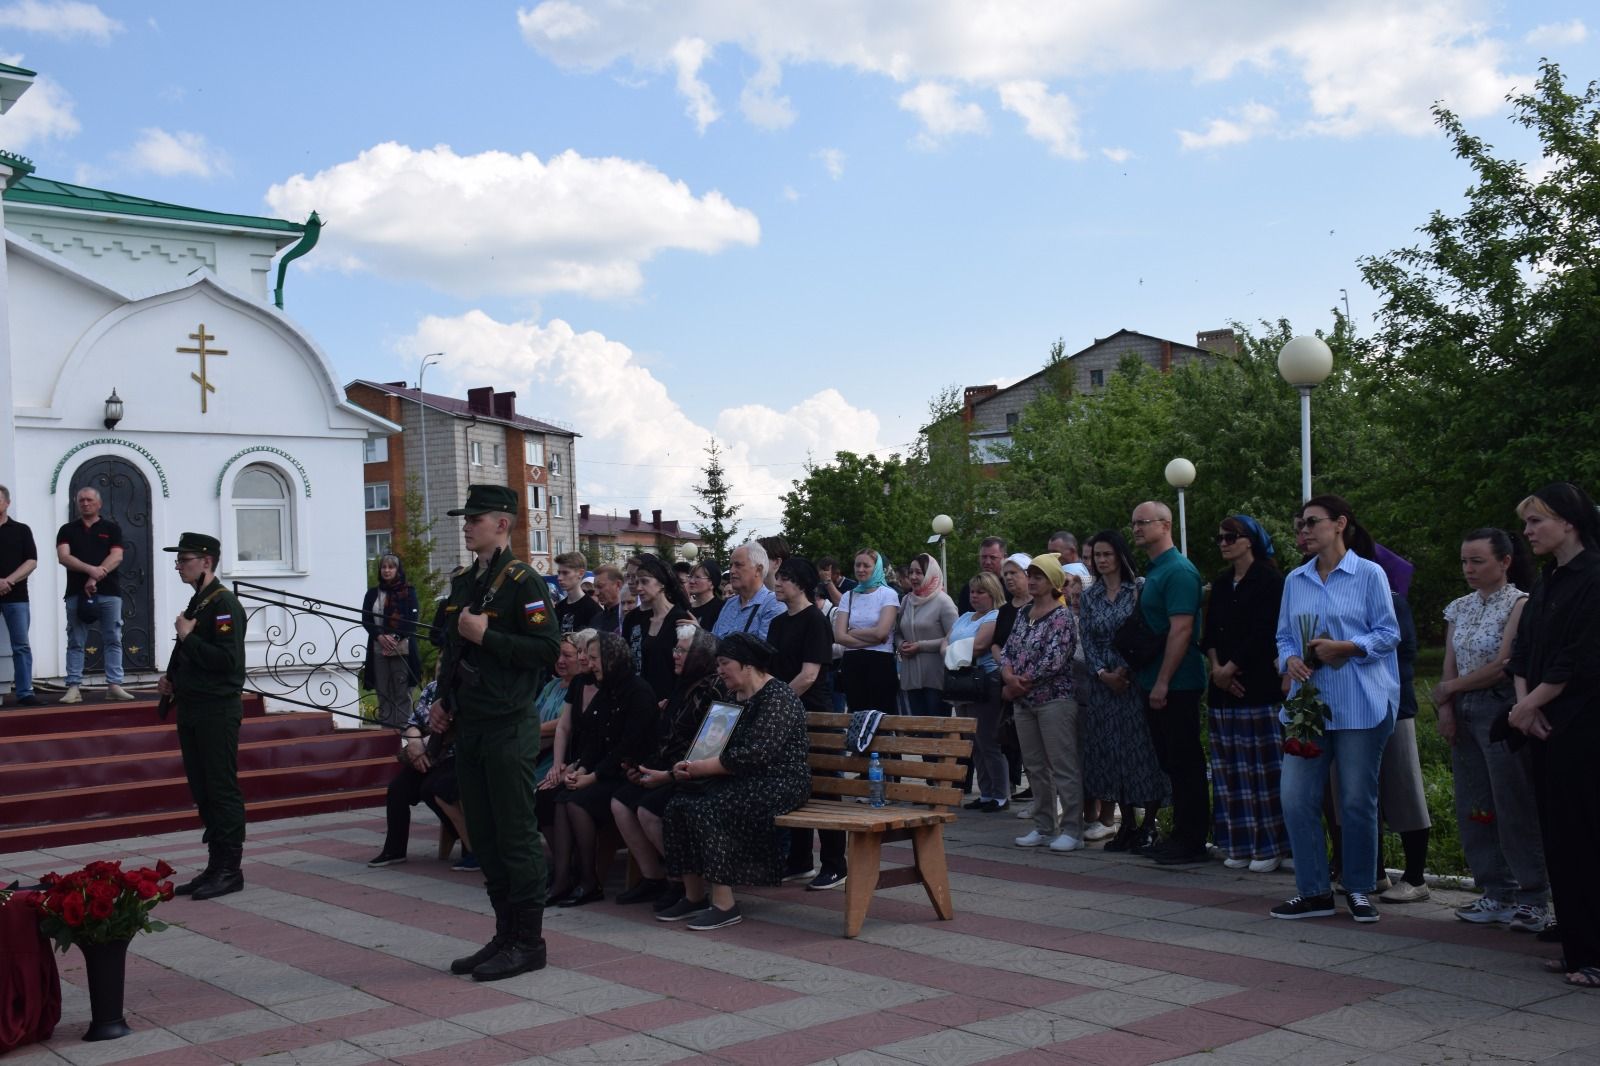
[{"x1": 1131, "y1": 500, "x2": 1210, "y2": 865}]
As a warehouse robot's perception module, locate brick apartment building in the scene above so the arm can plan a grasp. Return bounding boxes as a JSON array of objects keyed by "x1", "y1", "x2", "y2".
[{"x1": 346, "y1": 380, "x2": 580, "y2": 577}]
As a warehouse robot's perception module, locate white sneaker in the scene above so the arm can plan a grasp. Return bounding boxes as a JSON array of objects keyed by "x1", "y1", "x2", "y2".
[
  {"x1": 1380, "y1": 880, "x2": 1430, "y2": 904},
  {"x1": 59, "y1": 686, "x2": 82, "y2": 704},
  {"x1": 1508, "y1": 903, "x2": 1551, "y2": 933},
  {"x1": 1223, "y1": 857, "x2": 1251, "y2": 869},
  {"x1": 1048, "y1": 833, "x2": 1081, "y2": 853},
  {"x1": 1082, "y1": 821, "x2": 1118, "y2": 842},
  {"x1": 1015, "y1": 802, "x2": 1038, "y2": 820},
  {"x1": 1248, "y1": 857, "x2": 1282, "y2": 873},
  {"x1": 1455, "y1": 896, "x2": 1515, "y2": 924},
  {"x1": 105, "y1": 684, "x2": 136, "y2": 702},
  {"x1": 1014, "y1": 830, "x2": 1049, "y2": 848}
]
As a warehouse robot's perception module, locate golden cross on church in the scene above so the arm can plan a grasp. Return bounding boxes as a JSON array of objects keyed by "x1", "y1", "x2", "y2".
[{"x1": 176, "y1": 324, "x2": 228, "y2": 413}]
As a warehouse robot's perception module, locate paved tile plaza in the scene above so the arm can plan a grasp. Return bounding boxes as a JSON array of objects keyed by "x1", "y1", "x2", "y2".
[{"x1": 3, "y1": 810, "x2": 1597, "y2": 1065}]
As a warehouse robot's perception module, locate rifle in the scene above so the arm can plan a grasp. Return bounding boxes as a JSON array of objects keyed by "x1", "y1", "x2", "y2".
[{"x1": 434, "y1": 547, "x2": 502, "y2": 716}]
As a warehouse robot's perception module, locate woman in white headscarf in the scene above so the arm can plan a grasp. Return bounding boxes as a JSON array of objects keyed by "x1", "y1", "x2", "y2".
[{"x1": 896, "y1": 553, "x2": 958, "y2": 716}]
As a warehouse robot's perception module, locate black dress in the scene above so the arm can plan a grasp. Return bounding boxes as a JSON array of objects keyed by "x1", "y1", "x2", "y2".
[
  {"x1": 625, "y1": 605, "x2": 694, "y2": 702},
  {"x1": 613, "y1": 674, "x2": 728, "y2": 817},
  {"x1": 555, "y1": 673, "x2": 659, "y2": 822},
  {"x1": 663, "y1": 678, "x2": 810, "y2": 886}
]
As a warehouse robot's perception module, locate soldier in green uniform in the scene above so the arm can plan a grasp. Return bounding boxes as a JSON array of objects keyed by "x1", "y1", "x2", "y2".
[
  {"x1": 431, "y1": 485, "x2": 561, "y2": 981},
  {"x1": 157, "y1": 532, "x2": 248, "y2": 901}
]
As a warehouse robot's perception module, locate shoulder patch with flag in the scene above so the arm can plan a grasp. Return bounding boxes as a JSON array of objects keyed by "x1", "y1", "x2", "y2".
[
  {"x1": 525, "y1": 599, "x2": 547, "y2": 625},
  {"x1": 215, "y1": 612, "x2": 233, "y2": 634}
]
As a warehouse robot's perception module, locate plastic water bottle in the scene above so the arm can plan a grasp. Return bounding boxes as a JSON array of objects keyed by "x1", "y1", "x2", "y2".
[{"x1": 867, "y1": 753, "x2": 886, "y2": 808}]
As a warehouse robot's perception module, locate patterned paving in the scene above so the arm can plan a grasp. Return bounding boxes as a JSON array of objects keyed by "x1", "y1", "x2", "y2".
[{"x1": 4, "y1": 810, "x2": 1597, "y2": 1065}]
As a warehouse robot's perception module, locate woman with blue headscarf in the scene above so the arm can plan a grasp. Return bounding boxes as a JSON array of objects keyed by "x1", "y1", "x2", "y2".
[
  {"x1": 1201, "y1": 515, "x2": 1290, "y2": 873},
  {"x1": 833, "y1": 548, "x2": 901, "y2": 713}
]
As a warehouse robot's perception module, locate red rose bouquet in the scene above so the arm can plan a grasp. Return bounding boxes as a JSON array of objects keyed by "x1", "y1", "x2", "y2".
[
  {"x1": 1282, "y1": 614, "x2": 1333, "y2": 758},
  {"x1": 10, "y1": 859, "x2": 175, "y2": 952}
]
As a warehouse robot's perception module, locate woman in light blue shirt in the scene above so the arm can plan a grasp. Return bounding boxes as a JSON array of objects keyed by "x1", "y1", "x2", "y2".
[
  {"x1": 1271, "y1": 494, "x2": 1400, "y2": 926},
  {"x1": 942, "y1": 572, "x2": 1005, "y2": 810}
]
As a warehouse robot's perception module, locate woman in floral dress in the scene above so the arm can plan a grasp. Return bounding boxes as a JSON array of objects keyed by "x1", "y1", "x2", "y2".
[{"x1": 1079, "y1": 530, "x2": 1169, "y2": 852}]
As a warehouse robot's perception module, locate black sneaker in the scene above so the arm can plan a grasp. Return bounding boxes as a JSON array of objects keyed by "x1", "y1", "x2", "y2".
[
  {"x1": 781, "y1": 865, "x2": 819, "y2": 884},
  {"x1": 1013, "y1": 787, "x2": 1034, "y2": 801},
  {"x1": 366, "y1": 851, "x2": 407, "y2": 868},
  {"x1": 1152, "y1": 846, "x2": 1210, "y2": 866},
  {"x1": 1347, "y1": 892, "x2": 1380, "y2": 924},
  {"x1": 686, "y1": 903, "x2": 743, "y2": 931},
  {"x1": 652, "y1": 882, "x2": 686, "y2": 913},
  {"x1": 655, "y1": 896, "x2": 710, "y2": 922},
  {"x1": 1271, "y1": 893, "x2": 1337, "y2": 920},
  {"x1": 807, "y1": 870, "x2": 847, "y2": 891},
  {"x1": 963, "y1": 798, "x2": 986, "y2": 810},
  {"x1": 14, "y1": 695, "x2": 41, "y2": 707},
  {"x1": 1538, "y1": 918, "x2": 1562, "y2": 943},
  {"x1": 614, "y1": 877, "x2": 666, "y2": 905}
]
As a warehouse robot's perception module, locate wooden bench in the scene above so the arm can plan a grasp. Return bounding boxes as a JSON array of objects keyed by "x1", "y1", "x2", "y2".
[{"x1": 774, "y1": 711, "x2": 975, "y2": 938}]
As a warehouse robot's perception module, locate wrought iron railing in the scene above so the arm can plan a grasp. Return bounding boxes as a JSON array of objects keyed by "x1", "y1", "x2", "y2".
[{"x1": 231, "y1": 581, "x2": 430, "y2": 721}]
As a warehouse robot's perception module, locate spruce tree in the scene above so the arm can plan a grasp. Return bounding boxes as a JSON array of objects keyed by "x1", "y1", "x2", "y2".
[{"x1": 691, "y1": 438, "x2": 742, "y2": 567}]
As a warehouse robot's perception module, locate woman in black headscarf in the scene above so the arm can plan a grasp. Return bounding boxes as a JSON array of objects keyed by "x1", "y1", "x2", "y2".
[
  {"x1": 1510, "y1": 482, "x2": 1600, "y2": 988},
  {"x1": 623, "y1": 553, "x2": 695, "y2": 702},
  {"x1": 656, "y1": 633, "x2": 811, "y2": 931},
  {"x1": 362, "y1": 553, "x2": 420, "y2": 729},
  {"x1": 545, "y1": 632, "x2": 658, "y2": 907}
]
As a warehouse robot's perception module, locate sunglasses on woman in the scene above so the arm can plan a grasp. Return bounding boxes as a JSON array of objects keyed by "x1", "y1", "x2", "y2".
[{"x1": 1215, "y1": 533, "x2": 1240, "y2": 545}]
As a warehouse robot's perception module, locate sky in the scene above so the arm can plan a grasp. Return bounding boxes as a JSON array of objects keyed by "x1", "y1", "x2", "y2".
[{"x1": 0, "y1": 1, "x2": 1593, "y2": 534}]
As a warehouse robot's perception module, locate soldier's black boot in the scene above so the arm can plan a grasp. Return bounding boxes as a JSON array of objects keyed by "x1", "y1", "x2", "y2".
[
  {"x1": 471, "y1": 902, "x2": 547, "y2": 982},
  {"x1": 191, "y1": 844, "x2": 244, "y2": 900},
  {"x1": 175, "y1": 844, "x2": 219, "y2": 896},
  {"x1": 450, "y1": 893, "x2": 510, "y2": 975}
]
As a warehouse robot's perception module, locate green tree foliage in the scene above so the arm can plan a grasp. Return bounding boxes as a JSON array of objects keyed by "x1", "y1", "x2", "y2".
[
  {"x1": 1358, "y1": 61, "x2": 1600, "y2": 617},
  {"x1": 691, "y1": 438, "x2": 742, "y2": 566}
]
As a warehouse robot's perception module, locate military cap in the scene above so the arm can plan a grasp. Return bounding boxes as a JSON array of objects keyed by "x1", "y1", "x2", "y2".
[
  {"x1": 163, "y1": 532, "x2": 222, "y2": 557},
  {"x1": 447, "y1": 483, "x2": 519, "y2": 516}
]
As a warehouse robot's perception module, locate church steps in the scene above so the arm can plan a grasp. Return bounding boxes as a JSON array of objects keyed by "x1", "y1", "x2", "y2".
[
  {"x1": 0, "y1": 732, "x2": 397, "y2": 794},
  {"x1": 0, "y1": 789, "x2": 391, "y2": 852},
  {"x1": 4, "y1": 757, "x2": 394, "y2": 824},
  {"x1": 0, "y1": 694, "x2": 268, "y2": 737},
  {"x1": 0, "y1": 711, "x2": 340, "y2": 765}
]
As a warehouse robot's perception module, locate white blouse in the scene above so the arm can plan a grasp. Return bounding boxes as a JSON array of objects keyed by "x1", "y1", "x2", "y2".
[{"x1": 1443, "y1": 583, "x2": 1526, "y2": 676}]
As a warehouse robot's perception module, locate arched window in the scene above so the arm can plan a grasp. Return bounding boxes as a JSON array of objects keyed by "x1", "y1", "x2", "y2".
[{"x1": 232, "y1": 463, "x2": 292, "y2": 566}]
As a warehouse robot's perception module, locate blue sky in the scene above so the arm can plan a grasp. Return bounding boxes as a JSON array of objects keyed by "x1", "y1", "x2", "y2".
[{"x1": 1, "y1": 1, "x2": 1594, "y2": 532}]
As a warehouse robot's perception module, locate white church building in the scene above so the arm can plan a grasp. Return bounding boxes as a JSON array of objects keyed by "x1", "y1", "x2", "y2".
[{"x1": 0, "y1": 62, "x2": 394, "y2": 706}]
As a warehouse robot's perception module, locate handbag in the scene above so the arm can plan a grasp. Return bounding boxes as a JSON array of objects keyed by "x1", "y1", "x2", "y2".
[
  {"x1": 1112, "y1": 591, "x2": 1165, "y2": 671},
  {"x1": 943, "y1": 666, "x2": 991, "y2": 703}
]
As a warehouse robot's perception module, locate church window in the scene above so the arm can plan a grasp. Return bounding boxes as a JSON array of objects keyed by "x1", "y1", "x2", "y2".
[
  {"x1": 364, "y1": 438, "x2": 388, "y2": 463},
  {"x1": 364, "y1": 483, "x2": 390, "y2": 511},
  {"x1": 233, "y1": 464, "x2": 292, "y2": 566}
]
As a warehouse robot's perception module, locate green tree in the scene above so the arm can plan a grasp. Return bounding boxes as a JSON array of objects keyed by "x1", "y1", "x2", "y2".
[
  {"x1": 691, "y1": 437, "x2": 742, "y2": 566},
  {"x1": 1358, "y1": 60, "x2": 1600, "y2": 619},
  {"x1": 780, "y1": 451, "x2": 927, "y2": 568}
]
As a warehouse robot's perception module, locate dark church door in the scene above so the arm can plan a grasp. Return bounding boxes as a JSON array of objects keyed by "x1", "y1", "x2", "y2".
[{"x1": 68, "y1": 458, "x2": 156, "y2": 673}]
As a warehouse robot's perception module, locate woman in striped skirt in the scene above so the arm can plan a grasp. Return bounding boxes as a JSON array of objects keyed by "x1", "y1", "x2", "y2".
[{"x1": 1201, "y1": 515, "x2": 1289, "y2": 873}]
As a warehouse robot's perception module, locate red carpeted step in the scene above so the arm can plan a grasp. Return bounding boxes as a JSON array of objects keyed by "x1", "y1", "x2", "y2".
[
  {"x1": 0, "y1": 788, "x2": 389, "y2": 851},
  {"x1": 0, "y1": 693, "x2": 268, "y2": 737},
  {"x1": 4, "y1": 757, "x2": 396, "y2": 825},
  {"x1": 0, "y1": 731, "x2": 399, "y2": 794},
  {"x1": 0, "y1": 711, "x2": 355, "y2": 766}
]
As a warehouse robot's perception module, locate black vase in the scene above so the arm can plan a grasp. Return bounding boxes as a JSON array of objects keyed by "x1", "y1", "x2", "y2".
[{"x1": 78, "y1": 938, "x2": 133, "y2": 1041}]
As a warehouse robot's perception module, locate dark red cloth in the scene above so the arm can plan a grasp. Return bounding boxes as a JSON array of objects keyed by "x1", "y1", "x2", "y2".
[{"x1": 0, "y1": 897, "x2": 59, "y2": 1052}]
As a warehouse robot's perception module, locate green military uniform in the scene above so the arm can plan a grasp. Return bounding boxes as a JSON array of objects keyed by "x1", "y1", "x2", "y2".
[
  {"x1": 163, "y1": 532, "x2": 248, "y2": 901},
  {"x1": 440, "y1": 485, "x2": 560, "y2": 981}
]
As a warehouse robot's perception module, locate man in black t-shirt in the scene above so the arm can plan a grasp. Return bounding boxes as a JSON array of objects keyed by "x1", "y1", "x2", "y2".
[
  {"x1": 770, "y1": 555, "x2": 846, "y2": 890},
  {"x1": 55, "y1": 486, "x2": 133, "y2": 702},
  {"x1": 552, "y1": 551, "x2": 600, "y2": 635},
  {"x1": 0, "y1": 485, "x2": 40, "y2": 705}
]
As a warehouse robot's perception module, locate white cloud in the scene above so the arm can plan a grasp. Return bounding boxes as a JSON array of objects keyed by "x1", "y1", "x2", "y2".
[
  {"x1": 0, "y1": 67, "x2": 77, "y2": 148},
  {"x1": 515, "y1": 1, "x2": 1526, "y2": 147},
  {"x1": 1525, "y1": 20, "x2": 1586, "y2": 47},
  {"x1": 118, "y1": 128, "x2": 230, "y2": 178},
  {"x1": 670, "y1": 36, "x2": 720, "y2": 132},
  {"x1": 404, "y1": 310, "x2": 890, "y2": 526},
  {"x1": 780, "y1": 184, "x2": 799, "y2": 201},
  {"x1": 739, "y1": 55, "x2": 795, "y2": 129},
  {"x1": 998, "y1": 80, "x2": 1083, "y2": 158},
  {"x1": 816, "y1": 147, "x2": 844, "y2": 179},
  {"x1": 1178, "y1": 101, "x2": 1278, "y2": 150},
  {"x1": 1101, "y1": 146, "x2": 1131, "y2": 163},
  {"x1": 898, "y1": 82, "x2": 986, "y2": 147},
  {"x1": 264, "y1": 142, "x2": 760, "y2": 299},
  {"x1": 0, "y1": 0, "x2": 119, "y2": 41}
]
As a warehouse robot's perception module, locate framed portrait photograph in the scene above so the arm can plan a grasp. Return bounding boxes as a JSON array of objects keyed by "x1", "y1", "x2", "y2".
[{"x1": 684, "y1": 701, "x2": 744, "y2": 763}]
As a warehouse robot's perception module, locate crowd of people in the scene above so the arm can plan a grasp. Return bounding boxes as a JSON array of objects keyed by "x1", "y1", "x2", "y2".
[{"x1": 371, "y1": 480, "x2": 1598, "y2": 992}]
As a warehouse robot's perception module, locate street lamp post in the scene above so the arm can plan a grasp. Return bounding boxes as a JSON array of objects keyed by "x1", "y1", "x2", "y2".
[
  {"x1": 417, "y1": 352, "x2": 443, "y2": 565},
  {"x1": 1276, "y1": 336, "x2": 1334, "y2": 502},
  {"x1": 1164, "y1": 458, "x2": 1196, "y2": 557},
  {"x1": 930, "y1": 513, "x2": 953, "y2": 579}
]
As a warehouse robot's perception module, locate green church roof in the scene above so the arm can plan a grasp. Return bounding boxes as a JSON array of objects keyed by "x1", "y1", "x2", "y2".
[
  {"x1": 4, "y1": 174, "x2": 304, "y2": 235},
  {"x1": 0, "y1": 61, "x2": 36, "y2": 77}
]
